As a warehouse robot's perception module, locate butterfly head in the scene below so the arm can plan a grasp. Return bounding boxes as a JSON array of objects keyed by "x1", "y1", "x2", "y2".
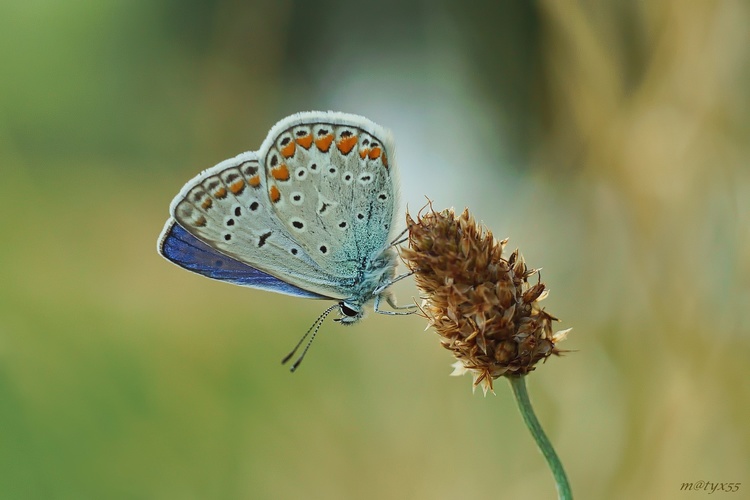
[{"x1": 335, "y1": 301, "x2": 364, "y2": 325}]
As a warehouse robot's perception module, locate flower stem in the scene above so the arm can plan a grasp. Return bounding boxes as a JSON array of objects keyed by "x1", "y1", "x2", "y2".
[{"x1": 508, "y1": 375, "x2": 572, "y2": 500}]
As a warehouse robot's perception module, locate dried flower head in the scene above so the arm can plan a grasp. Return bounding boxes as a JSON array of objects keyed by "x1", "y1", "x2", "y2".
[{"x1": 401, "y1": 206, "x2": 570, "y2": 394}]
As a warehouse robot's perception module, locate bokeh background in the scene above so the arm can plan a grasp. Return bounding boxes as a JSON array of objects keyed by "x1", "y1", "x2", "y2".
[{"x1": 2, "y1": 1, "x2": 748, "y2": 499}]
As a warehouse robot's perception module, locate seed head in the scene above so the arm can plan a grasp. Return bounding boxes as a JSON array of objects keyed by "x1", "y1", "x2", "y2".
[{"x1": 401, "y1": 206, "x2": 570, "y2": 394}]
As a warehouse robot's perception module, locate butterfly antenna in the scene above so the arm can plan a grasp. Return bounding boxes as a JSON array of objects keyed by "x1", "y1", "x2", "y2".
[{"x1": 281, "y1": 303, "x2": 337, "y2": 371}]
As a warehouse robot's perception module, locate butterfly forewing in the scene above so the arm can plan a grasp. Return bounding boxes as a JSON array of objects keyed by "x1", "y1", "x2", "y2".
[{"x1": 260, "y1": 115, "x2": 396, "y2": 279}]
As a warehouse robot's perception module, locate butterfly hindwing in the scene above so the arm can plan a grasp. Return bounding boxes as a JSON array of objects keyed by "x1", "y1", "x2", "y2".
[
  {"x1": 166, "y1": 152, "x2": 348, "y2": 299},
  {"x1": 158, "y1": 220, "x2": 325, "y2": 298}
]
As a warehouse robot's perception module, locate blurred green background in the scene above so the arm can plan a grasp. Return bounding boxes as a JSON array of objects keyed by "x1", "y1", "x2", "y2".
[{"x1": 2, "y1": 1, "x2": 748, "y2": 499}]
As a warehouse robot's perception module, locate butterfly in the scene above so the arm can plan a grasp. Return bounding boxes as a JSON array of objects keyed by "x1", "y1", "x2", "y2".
[{"x1": 157, "y1": 111, "x2": 413, "y2": 368}]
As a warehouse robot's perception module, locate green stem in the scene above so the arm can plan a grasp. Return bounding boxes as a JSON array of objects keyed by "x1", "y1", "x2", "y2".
[{"x1": 508, "y1": 375, "x2": 572, "y2": 500}]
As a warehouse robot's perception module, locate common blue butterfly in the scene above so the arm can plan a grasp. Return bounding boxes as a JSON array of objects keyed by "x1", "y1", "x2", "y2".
[{"x1": 157, "y1": 111, "x2": 412, "y2": 367}]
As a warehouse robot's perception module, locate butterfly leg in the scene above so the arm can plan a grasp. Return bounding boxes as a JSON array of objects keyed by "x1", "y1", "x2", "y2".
[
  {"x1": 388, "y1": 227, "x2": 409, "y2": 248},
  {"x1": 373, "y1": 292, "x2": 417, "y2": 316},
  {"x1": 373, "y1": 270, "x2": 414, "y2": 296},
  {"x1": 386, "y1": 294, "x2": 418, "y2": 311}
]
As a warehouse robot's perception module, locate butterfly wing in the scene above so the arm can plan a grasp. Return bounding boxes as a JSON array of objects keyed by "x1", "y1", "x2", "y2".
[
  {"x1": 158, "y1": 219, "x2": 326, "y2": 298},
  {"x1": 258, "y1": 111, "x2": 398, "y2": 278},
  {"x1": 160, "y1": 151, "x2": 349, "y2": 299}
]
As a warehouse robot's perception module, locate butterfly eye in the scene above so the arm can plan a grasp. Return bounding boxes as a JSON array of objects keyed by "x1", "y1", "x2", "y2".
[{"x1": 340, "y1": 302, "x2": 359, "y2": 317}]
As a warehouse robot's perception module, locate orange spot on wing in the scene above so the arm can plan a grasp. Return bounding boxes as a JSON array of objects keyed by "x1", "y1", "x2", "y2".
[
  {"x1": 271, "y1": 163, "x2": 290, "y2": 181},
  {"x1": 248, "y1": 175, "x2": 261, "y2": 188},
  {"x1": 229, "y1": 179, "x2": 245, "y2": 195},
  {"x1": 195, "y1": 215, "x2": 207, "y2": 227},
  {"x1": 214, "y1": 186, "x2": 227, "y2": 199},
  {"x1": 314, "y1": 134, "x2": 334, "y2": 152},
  {"x1": 280, "y1": 141, "x2": 296, "y2": 158},
  {"x1": 336, "y1": 135, "x2": 358, "y2": 155},
  {"x1": 368, "y1": 147, "x2": 382, "y2": 160},
  {"x1": 269, "y1": 185, "x2": 281, "y2": 203},
  {"x1": 382, "y1": 152, "x2": 388, "y2": 168},
  {"x1": 359, "y1": 147, "x2": 369, "y2": 159},
  {"x1": 296, "y1": 134, "x2": 313, "y2": 149},
  {"x1": 201, "y1": 198, "x2": 213, "y2": 210}
]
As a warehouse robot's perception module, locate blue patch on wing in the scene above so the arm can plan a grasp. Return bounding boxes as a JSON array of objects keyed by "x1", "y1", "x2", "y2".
[{"x1": 158, "y1": 220, "x2": 327, "y2": 299}]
